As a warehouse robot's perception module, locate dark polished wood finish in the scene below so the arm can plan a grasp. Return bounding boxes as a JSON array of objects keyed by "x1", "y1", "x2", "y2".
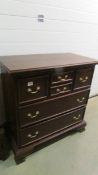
[
  {"x1": 0, "y1": 53, "x2": 97, "y2": 72},
  {"x1": 20, "y1": 107, "x2": 85, "y2": 146},
  {"x1": 18, "y1": 89, "x2": 89, "y2": 128},
  {"x1": 74, "y1": 67, "x2": 94, "y2": 89},
  {"x1": 18, "y1": 75, "x2": 49, "y2": 104},
  {"x1": 0, "y1": 68, "x2": 9, "y2": 160},
  {"x1": 0, "y1": 53, "x2": 97, "y2": 164},
  {"x1": 0, "y1": 128, "x2": 9, "y2": 160}
]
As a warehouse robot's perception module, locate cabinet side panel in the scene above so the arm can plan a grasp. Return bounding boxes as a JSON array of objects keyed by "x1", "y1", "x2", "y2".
[
  {"x1": 0, "y1": 64, "x2": 5, "y2": 126},
  {"x1": 1, "y1": 65, "x2": 19, "y2": 144}
]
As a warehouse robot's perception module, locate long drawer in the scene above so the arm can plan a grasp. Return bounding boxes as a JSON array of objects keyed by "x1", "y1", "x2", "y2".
[
  {"x1": 18, "y1": 89, "x2": 90, "y2": 128},
  {"x1": 20, "y1": 107, "x2": 85, "y2": 146}
]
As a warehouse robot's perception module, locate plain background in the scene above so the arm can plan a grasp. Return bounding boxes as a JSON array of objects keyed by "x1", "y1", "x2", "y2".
[{"x1": 0, "y1": 0, "x2": 98, "y2": 96}]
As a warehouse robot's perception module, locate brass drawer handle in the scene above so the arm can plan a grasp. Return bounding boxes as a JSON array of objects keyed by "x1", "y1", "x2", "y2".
[
  {"x1": 77, "y1": 97, "x2": 85, "y2": 103},
  {"x1": 73, "y1": 114, "x2": 81, "y2": 120},
  {"x1": 27, "y1": 131, "x2": 39, "y2": 139},
  {"x1": 27, "y1": 111, "x2": 40, "y2": 119},
  {"x1": 27, "y1": 86, "x2": 40, "y2": 94},
  {"x1": 79, "y1": 76, "x2": 88, "y2": 83},
  {"x1": 56, "y1": 86, "x2": 67, "y2": 93},
  {"x1": 58, "y1": 75, "x2": 68, "y2": 82}
]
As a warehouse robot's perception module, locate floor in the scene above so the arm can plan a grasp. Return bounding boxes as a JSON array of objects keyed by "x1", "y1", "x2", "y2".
[{"x1": 0, "y1": 97, "x2": 98, "y2": 175}]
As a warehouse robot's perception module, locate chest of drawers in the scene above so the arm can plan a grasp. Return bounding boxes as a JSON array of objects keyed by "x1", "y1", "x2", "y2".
[{"x1": 0, "y1": 53, "x2": 97, "y2": 164}]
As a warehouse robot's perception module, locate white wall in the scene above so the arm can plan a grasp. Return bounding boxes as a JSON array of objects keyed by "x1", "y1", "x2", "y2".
[{"x1": 0, "y1": 0, "x2": 98, "y2": 96}]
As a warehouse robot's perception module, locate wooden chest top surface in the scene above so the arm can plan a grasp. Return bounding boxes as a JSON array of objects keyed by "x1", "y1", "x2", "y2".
[{"x1": 0, "y1": 53, "x2": 97, "y2": 73}]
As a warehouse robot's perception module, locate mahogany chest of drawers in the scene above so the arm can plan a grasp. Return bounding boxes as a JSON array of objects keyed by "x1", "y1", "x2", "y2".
[{"x1": 0, "y1": 53, "x2": 97, "y2": 164}]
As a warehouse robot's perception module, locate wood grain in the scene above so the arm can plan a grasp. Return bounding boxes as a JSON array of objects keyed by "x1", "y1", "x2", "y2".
[{"x1": 0, "y1": 53, "x2": 97, "y2": 72}]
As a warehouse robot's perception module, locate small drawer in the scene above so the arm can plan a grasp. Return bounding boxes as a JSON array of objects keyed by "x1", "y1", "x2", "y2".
[
  {"x1": 51, "y1": 71, "x2": 73, "y2": 85},
  {"x1": 74, "y1": 68, "x2": 94, "y2": 89},
  {"x1": 20, "y1": 107, "x2": 85, "y2": 146},
  {"x1": 18, "y1": 75, "x2": 48, "y2": 104},
  {"x1": 18, "y1": 89, "x2": 89, "y2": 128},
  {"x1": 50, "y1": 83, "x2": 72, "y2": 96}
]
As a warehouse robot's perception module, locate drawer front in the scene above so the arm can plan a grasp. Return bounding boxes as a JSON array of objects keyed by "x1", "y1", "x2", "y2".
[
  {"x1": 51, "y1": 71, "x2": 73, "y2": 85},
  {"x1": 74, "y1": 68, "x2": 94, "y2": 89},
  {"x1": 50, "y1": 83, "x2": 72, "y2": 96},
  {"x1": 19, "y1": 89, "x2": 89, "y2": 128},
  {"x1": 20, "y1": 107, "x2": 85, "y2": 146},
  {"x1": 18, "y1": 75, "x2": 48, "y2": 104}
]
